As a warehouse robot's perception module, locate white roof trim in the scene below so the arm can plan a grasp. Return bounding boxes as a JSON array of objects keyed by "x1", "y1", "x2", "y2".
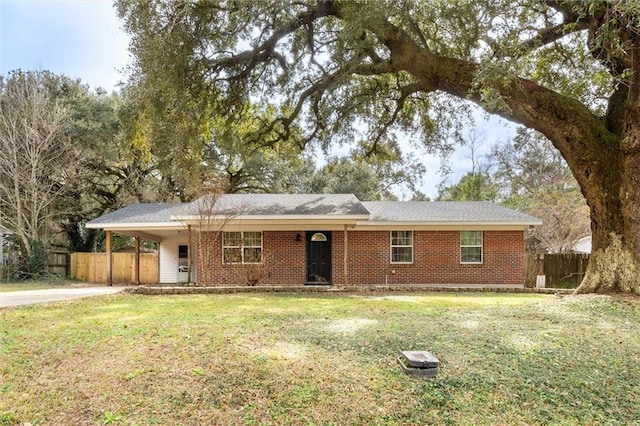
[
  {"x1": 85, "y1": 221, "x2": 184, "y2": 230},
  {"x1": 357, "y1": 220, "x2": 542, "y2": 227},
  {"x1": 354, "y1": 224, "x2": 536, "y2": 231}
]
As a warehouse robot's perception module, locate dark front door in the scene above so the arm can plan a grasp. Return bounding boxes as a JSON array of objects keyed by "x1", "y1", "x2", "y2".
[{"x1": 307, "y1": 231, "x2": 331, "y2": 284}]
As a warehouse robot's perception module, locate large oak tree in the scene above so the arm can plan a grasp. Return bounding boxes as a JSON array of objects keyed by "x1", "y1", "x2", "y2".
[{"x1": 117, "y1": 0, "x2": 640, "y2": 294}]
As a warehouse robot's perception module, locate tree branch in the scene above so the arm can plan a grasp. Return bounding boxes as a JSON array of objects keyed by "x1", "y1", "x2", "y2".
[
  {"x1": 366, "y1": 81, "x2": 434, "y2": 156},
  {"x1": 208, "y1": 0, "x2": 338, "y2": 81},
  {"x1": 506, "y1": 20, "x2": 589, "y2": 56},
  {"x1": 361, "y1": 13, "x2": 617, "y2": 204}
]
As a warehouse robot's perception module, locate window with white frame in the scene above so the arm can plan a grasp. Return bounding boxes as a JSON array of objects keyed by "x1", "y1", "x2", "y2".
[
  {"x1": 460, "y1": 231, "x2": 483, "y2": 263},
  {"x1": 223, "y1": 231, "x2": 262, "y2": 264},
  {"x1": 391, "y1": 231, "x2": 413, "y2": 263}
]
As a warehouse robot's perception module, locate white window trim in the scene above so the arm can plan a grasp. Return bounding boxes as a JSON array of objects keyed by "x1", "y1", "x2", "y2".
[
  {"x1": 390, "y1": 230, "x2": 413, "y2": 264},
  {"x1": 460, "y1": 230, "x2": 483, "y2": 264},
  {"x1": 222, "y1": 231, "x2": 263, "y2": 265}
]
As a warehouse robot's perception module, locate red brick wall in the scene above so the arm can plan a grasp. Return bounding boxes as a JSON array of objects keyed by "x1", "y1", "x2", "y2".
[
  {"x1": 345, "y1": 230, "x2": 525, "y2": 285},
  {"x1": 197, "y1": 230, "x2": 525, "y2": 286},
  {"x1": 197, "y1": 231, "x2": 306, "y2": 286},
  {"x1": 265, "y1": 231, "x2": 307, "y2": 285}
]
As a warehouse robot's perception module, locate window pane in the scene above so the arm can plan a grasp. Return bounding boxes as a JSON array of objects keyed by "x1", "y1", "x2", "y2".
[
  {"x1": 244, "y1": 247, "x2": 262, "y2": 263},
  {"x1": 392, "y1": 247, "x2": 413, "y2": 263},
  {"x1": 391, "y1": 231, "x2": 412, "y2": 246},
  {"x1": 461, "y1": 231, "x2": 482, "y2": 246},
  {"x1": 243, "y1": 232, "x2": 262, "y2": 247},
  {"x1": 461, "y1": 247, "x2": 482, "y2": 263},
  {"x1": 223, "y1": 232, "x2": 242, "y2": 247},
  {"x1": 223, "y1": 247, "x2": 242, "y2": 264}
]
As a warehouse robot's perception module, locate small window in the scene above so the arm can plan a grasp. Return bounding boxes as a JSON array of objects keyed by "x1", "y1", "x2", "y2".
[
  {"x1": 223, "y1": 231, "x2": 262, "y2": 264},
  {"x1": 461, "y1": 231, "x2": 483, "y2": 263},
  {"x1": 391, "y1": 231, "x2": 413, "y2": 263},
  {"x1": 311, "y1": 233, "x2": 327, "y2": 242}
]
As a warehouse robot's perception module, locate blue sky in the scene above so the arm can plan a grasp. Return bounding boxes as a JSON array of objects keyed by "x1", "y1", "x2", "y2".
[
  {"x1": 0, "y1": 0, "x2": 516, "y2": 198},
  {"x1": 1, "y1": 0, "x2": 130, "y2": 91}
]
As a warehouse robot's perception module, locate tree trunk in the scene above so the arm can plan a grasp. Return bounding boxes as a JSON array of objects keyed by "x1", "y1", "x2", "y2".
[
  {"x1": 575, "y1": 43, "x2": 640, "y2": 295},
  {"x1": 576, "y1": 193, "x2": 640, "y2": 294}
]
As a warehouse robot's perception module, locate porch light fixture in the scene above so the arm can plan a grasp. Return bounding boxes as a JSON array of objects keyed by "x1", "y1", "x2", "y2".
[{"x1": 295, "y1": 233, "x2": 302, "y2": 241}]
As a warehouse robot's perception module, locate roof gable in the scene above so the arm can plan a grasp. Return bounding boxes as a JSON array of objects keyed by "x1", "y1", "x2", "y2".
[{"x1": 174, "y1": 194, "x2": 370, "y2": 218}]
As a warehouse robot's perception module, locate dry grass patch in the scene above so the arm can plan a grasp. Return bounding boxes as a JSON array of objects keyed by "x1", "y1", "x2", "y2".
[
  {"x1": 1, "y1": 293, "x2": 639, "y2": 425},
  {"x1": 0, "y1": 280, "x2": 90, "y2": 293}
]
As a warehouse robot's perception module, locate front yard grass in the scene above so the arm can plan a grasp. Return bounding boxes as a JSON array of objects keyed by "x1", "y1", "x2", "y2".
[{"x1": 1, "y1": 292, "x2": 639, "y2": 425}]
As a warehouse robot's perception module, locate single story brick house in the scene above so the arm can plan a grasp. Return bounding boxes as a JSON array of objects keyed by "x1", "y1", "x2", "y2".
[{"x1": 85, "y1": 194, "x2": 541, "y2": 286}]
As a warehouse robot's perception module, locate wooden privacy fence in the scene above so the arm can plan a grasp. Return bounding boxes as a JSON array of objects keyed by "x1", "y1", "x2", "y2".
[
  {"x1": 71, "y1": 252, "x2": 159, "y2": 284},
  {"x1": 525, "y1": 253, "x2": 590, "y2": 288},
  {"x1": 49, "y1": 250, "x2": 69, "y2": 277}
]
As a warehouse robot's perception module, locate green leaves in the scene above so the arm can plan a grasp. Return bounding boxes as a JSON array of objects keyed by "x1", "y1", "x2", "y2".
[{"x1": 437, "y1": 172, "x2": 498, "y2": 201}]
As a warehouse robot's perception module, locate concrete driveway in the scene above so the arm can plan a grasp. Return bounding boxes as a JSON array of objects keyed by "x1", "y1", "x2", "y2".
[{"x1": 0, "y1": 286, "x2": 125, "y2": 308}]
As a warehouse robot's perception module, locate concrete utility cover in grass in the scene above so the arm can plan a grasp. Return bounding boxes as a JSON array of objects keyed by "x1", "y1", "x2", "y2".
[{"x1": 397, "y1": 350, "x2": 439, "y2": 378}]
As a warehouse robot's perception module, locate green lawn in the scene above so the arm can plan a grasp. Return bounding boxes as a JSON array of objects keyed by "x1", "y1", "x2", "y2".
[{"x1": 1, "y1": 292, "x2": 639, "y2": 425}]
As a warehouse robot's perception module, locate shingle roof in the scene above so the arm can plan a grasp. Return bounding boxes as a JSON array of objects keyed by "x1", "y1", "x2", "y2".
[
  {"x1": 361, "y1": 201, "x2": 541, "y2": 224},
  {"x1": 175, "y1": 194, "x2": 370, "y2": 217},
  {"x1": 86, "y1": 203, "x2": 186, "y2": 225},
  {"x1": 86, "y1": 197, "x2": 541, "y2": 227}
]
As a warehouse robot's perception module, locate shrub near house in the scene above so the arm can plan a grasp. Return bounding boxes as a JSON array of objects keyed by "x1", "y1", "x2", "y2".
[{"x1": 86, "y1": 194, "x2": 541, "y2": 286}]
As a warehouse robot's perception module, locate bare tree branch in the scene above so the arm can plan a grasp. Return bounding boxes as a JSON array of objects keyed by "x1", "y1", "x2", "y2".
[{"x1": 0, "y1": 72, "x2": 76, "y2": 255}]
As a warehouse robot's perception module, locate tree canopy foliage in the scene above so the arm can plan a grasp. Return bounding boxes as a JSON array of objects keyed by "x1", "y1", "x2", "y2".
[
  {"x1": 115, "y1": 0, "x2": 640, "y2": 294},
  {"x1": 437, "y1": 172, "x2": 497, "y2": 202}
]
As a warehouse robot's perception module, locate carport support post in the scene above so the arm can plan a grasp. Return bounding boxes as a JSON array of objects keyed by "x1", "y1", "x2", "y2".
[
  {"x1": 106, "y1": 230, "x2": 112, "y2": 286},
  {"x1": 187, "y1": 225, "x2": 192, "y2": 283},
  {"x1": 135, "y1": 236, "x2": 141, "y2": 285},
  {"x1": 343, "y1": 225, "x2": 348, "y2": 286}
]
